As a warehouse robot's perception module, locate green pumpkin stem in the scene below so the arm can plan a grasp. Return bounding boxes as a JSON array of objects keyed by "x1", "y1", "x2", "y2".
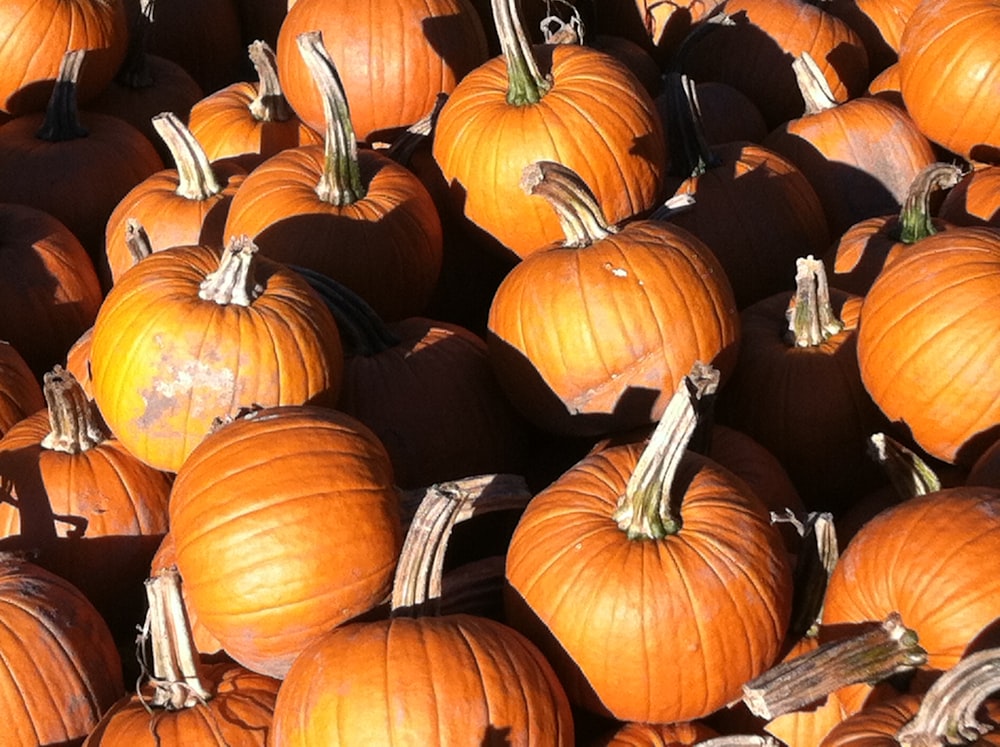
[
  {"x1": 786, "y1": 256, "x2": 843, "y2": 347},
  {"x1": 896, "y1": 646, "x2": 1000, "y2": 746},
  {"x1": 37, "y1": 49, "x2": 88, "y2": 142},
  {"x1": 198, "y1": 235, "x2": 264, "y2": 307},
  {"x1": 125, "y1": 218, "x2": 154, "y2": 266},
  {"x1": 521, "y1": 160, "x2": 616, "y2": 247},
  {"x1": 40, "y1": 366, "x2": 107, "y2": 454},
  {"x1": 792, "y1": 52, "x2": 837, "y2": 115},
  {"x1": 612, "y1": 362, "x2": 720, "y2": 540},
  {"x1": 867, "y1": 432, "x2": 942, "y2": 499},
  {"x1": 492, "y1": 0, "x2": 552, "y2": 105},
  {"x1": 144, "y1": 567, "x2": 213, "y2": 708},
  {"x1": 664, "y1": 71, "x2": 720, "y2": 179},
  {"x1": 743, "y1": 612, "x2": 927, "y2": 721},
  {"x1": 897, "y1": 162, "x2": 964, "y2": 244},
  {"x1": 247, "y1": 40, "x2": 293, "y2": 123},
  {"x1": 152, "y1": 112, "x2": 223, "y2": 200},
  {"x1": 296, "y1": 30, "x2": 365, "y2": 206}
]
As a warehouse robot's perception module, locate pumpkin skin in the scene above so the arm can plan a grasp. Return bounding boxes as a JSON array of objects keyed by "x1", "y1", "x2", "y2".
[
  {"x1": 590, "y1": 719, "x2": 718, "y2": 746},
  {"x1": 855, "y1": 227, "x2": 1000, "y2": 466},
  {"x1": 88, "y1": 241, "x2": 344, "y2": 473},
  {"x1": 939, "y1": 164, "x2": 1000, "y2": 229},
  {"x1": 0, "y1": 555, "x2": 125, "y2": 746},
  {"x1": 0, "y1": 341, "x2": 43, "y2": 437},
  {"x1": 168, "y1": 405, "x2": 403, "y2": 678},
  {"x1": 505, "y1": 446, "x2": 793, "y2": 723}
]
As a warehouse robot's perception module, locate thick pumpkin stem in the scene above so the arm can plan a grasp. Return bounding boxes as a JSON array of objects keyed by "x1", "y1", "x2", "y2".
[
  {"x1": 198, "y1": 235, "x2": 264, "y2": 307},
  {"x1": 792, "y1": 52, "x2": 837, "y2": 116},
  {"x1": 868, "y1": 433, "x2": 942, "y2": 499},
  {"x1": 39, "y1": 366, "x2": 107, "y2": 454},
  {"x1": 248, "y1": 40, "x2": 292, "y2": 123},
  {"x1": 742, "y1": 612, "x2": 927, "y2": 720},
  {"x1": 296, "y1": 30, "x2": 365, "y2": 206},
  {"x1": 896, "y1": 647, "x2": 1000, "y2": 746},
  {"x1": 521, "y1": 160, "x2": 617, "y2": 247},
  {"x1": 897, "y1": 163, "x2": 964, "y2": 244},
  {"x1": 37, "y1": 49, "x2": 88, "y2": 142},
  {"x1": 125, "y1": 218, "x2": 154, "y2": 266},
  {"x1": 664, "y1": 71, "x2": 721, "y2": 179},
  {"x1": 492, "y1": 0, "x2": 551, "y2": 105},
  {"x1": 785, "y1": 256, "x2": 843, "y2": 347},
  {"x1": 144, "y1": 567, "x2": 213, "y2": 709},
  {"x1": 116, "y1": 0, "x2": 155, "y2": 88},
  {"x1": 612, "y1": 362, "x2": 720, "y2": 540},
  {"x1": 152, "y1": 112, "x2": 223, "y2": 200}
]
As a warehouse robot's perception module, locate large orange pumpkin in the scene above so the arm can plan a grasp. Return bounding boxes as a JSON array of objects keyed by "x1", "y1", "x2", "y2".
[{"x1": 0, "y1": 341, "x2": 43, "y2": 438}]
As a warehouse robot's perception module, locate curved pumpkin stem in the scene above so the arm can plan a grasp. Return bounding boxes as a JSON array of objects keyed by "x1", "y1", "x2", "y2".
[
  {"x1": 40, "y1": 366, "x2": 107, "y2": 454},
  {"x1": 663, "y1": 71, "x2": 720, "y2": 179},
  {"x1": 37, "y1": 49, "x2": 88, "y2": 142},
  {"x1": 867, "y1": 432, "x2": 942, "y2": 499},
  {"x1": 612, "y1": 362, "x2": 719, "y2": 540},
  {"x1": 521, "y1": 160, "x2": 616, "y2": 247},
  {"x1": 247, "y1": 40, "x2": 293, "y2": 123},
  {"x1": 897, "y1": 162, "x2": 964, "y2": 244},
  {"x1": 152, "y1": 112, "x2": 223, "y2": 200},
  {"x1": 792, "y1": 52, "x2": 837, "y2": 116},
  {"x1": 492, "y1": 0, "x2": 551, "y2": 105},
  {"x1": 198, "y1": 235, "x2": 264, "y2": 307},
  {"x1": 785, "y1": 256, "x2": 843, "y2": 347},
  {"x1": 296, "y1": 30, "x2": 365, "y2": 206}
]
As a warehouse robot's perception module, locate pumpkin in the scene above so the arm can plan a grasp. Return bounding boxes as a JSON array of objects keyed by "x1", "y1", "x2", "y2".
[
  {"x1": 487, "y1": 160, "x2": 739, "y2": 437},
  {"x1": 855, "y1": 226, "x2": 1000, "y2": 466},
  {"x1": 505, "y1": 364, "x2": 793, "y2": 723},
  {"x1": 88, "y1": 236, "x2": 344, "y2": 473},
  {"x1": 0, "y1": 553, "x2": 124, "y2": 746},
  {"x1": 968, "y1": 438, "x2": 1000, "y2": 489},
  {"x1": 432, "y1": 0, "x2": 667, "y2": 259},
  {"x1": 0, "y1": 341, "x2": 43, "y2": 438},
  {"x1": 938, "y1": 164, "x2": 1000, "y2": 229},
  {"x1": 224, "y1": 31, "x2": 443, "y2": 322},
  {"x1": 656, "y1": 80, "x2": 768, "y2": 148},
  {"x1": 825, "y1": 0, "x2": 922, "y2": 74},
  {"x1": 168, "y1": 404, "x2": 402, "y2": 678},
  {"x1": 588, "y1": 720, "x2": 718, "y2": 746}
]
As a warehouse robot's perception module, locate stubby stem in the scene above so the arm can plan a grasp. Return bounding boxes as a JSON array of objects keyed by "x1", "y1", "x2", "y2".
[
  {"x1": 897, "y1": 647, "x2": 1000, "y2": 746},
  {"x1": 612, "y1": 362, "x2": 720, "y2": 540},
  {"x1": 793, "y1": 52, "x2": 837, "y2": 115},
  {"x1": 198, "y1": 235, "x2": 264, "y2": 306},
  {"x1": 247, "y1": 40, "x2": 292, "y2": 123},
  {"x1": 125, "y1": 218, "x2": 154, "y2": 266},
  {"x1": 521, "y1": 160, "x2": 616, "y2": 247},
  {"x1": 742, "y1": 612, "x2": 927, "y2": 720},
  {"x1": 39, "y1": 366, "x2": 106, "y2": 454},
  {"x1": 785, "y1": 256, "x2": 843, "y2": 347},
  {"x1": 152, "y1": 112, "x2": 222, "y2": 200},
  {"x1": 37, "y1": 49, "x2": 88, "y2": 142},
  {"x1": 296, "y1": 31, "x2": 365, "y2": 206},
  {"x1": 868, "y1": 432, "x2": 942, "y2": 499},
  {"x1": 492, "y1": 0, "x2": 551, "y2": 105},
  {"x1": 897, "y1": 163, "x2": 964, "y2": 243}
]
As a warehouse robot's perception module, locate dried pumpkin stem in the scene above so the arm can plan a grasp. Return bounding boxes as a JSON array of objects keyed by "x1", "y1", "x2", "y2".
[
  {"x1": 742, "y1": 612, "x2": 927, "y2": 720},
  {"x1": 37, "y1": 49, "x2": 88, "y2": 142},
  {"x1": 386, "y1": 94, "x2": 447, "y2": 167},
  {"x1": 793, "y1": 52, "x2": 837, "y2": 115},
  {"x1": 868, "y1": 432, "x2": 942, "y2": 499},
  {"x1": 896, "y1": 647, "x2": 1000, "y2": 746},
  {"x1": 198, "y1": 235, "x2": 264, "y2": 306},
  {"x1": 152, "y1": 112, "x2": 222, "y2": 200},
  {"x1": 248, "y1": 40, "x2": 292, "y2": 122},
  {"x1": 897, "y1": 162, "x2": 964, "y2": 244},
  {"x1": 785, "y1": 256, "x2": 843, "y2": 347},
  {"x1": 612, "y1": 362, "x2": 720, "y2": 540},
  {"x1": 125, "y1": 218, "x2": 154, "y2": 266},
  {"x1": 773, "y1": 510, "x2": 838, "y2": 638},
  {"x1": 296, "y1": 30, "x2": 365, "y2": 206},
  {"x1": 664, "y1": 71, "x2": 720, "y2": 179},
  {"x1": 39, "y1": 366, "x2": 106, "y2": 453},
  {"x1": 493, "y1": 0, "x2": 551, "y2": 105},
  {"x1": 522, "y1": 160, "x2": 616, "y2": 247}
]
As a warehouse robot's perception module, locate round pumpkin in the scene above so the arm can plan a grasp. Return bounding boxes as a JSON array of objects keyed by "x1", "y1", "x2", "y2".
[{"x1": 0, "y1": 340, "x2": 43, "y2": 437}]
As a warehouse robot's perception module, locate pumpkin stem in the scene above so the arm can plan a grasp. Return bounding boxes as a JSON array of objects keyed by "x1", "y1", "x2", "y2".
[
  {"x1": 391, "y1": 474, "x2": 534, "y2": 618},
  {"x1": 771, "y1": 511, "x2": 838, "y2": 639},
  {"x1": 125, "y1": 218, "x2": 154, "y2": 266},
  {"x1": 198, "y1": 235, "x2": 264, "y2": 307},
  {"x1": 385, "y1": 94, "x2": 447, "y2": 167},
  {"x1": 521, "y1": 160, "x2": 617, "y2": 247},
  {"x1": 116, "y1": 0, "x2": 155, "y2": 88},
  {"x1": 664, "y1": 71, "x2": 720, "y2": 179},
  {"x1": 296, "y1": 30, "x2": 365, "y2": 206},
  {"x1": 247, "y1": 40, "x2": 293, "y2": 123},
  {"x1": 696, "y1": 738, "x2": 781, "y2": 747},
  {"x1": 785, "y1": 256, "x2": 843, "y2": 347},
  {"x1": 896, "y1": 647, "x2": 1000, "y2": 746},
  {"x1": 867, "y1": 432, "x2": 942, "y2": 499},
  {"x1": 152, "y1": 112, "x2": 223, "y2": 200},
  {"x1": 39, "y1": 366, "x2": 107, "y2": 454},
  {"x1": 742, "y1": 612, "x2": 927, "y2": 720},
  {"x1": 492, "y1": 0, "x2": 552, "y2": 105},
  {"x1": 612, "y1": 362, "x2": 720, "y2": 540},
  {"x1": 792, "y1": 52, "x2": 837, "y2": 116},
  {"x1": 143, "y1": 567, "x2": 213, "y2": 709},
  {"x1": 36, "y1": 49, "x2": 88, "y2": 142},
  {"x1": 539, "y1": 0, "x2": 585, "y2": 45},
  {"x1": 897, "y1": 162, "x2": 964, "y2": 244}
]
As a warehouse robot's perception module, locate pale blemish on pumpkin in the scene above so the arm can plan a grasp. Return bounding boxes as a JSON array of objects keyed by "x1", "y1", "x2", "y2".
[
  {"x1": 604, "y1": 262, "x2": 629, "y2": 278},
  {"x1": 138, "y1": 360, "x2": 238, "y2": 429}
]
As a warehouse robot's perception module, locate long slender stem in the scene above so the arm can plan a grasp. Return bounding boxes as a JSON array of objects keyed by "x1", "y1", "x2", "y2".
[{"x1": 492, "y1": 0, "x2": 551, "y2": 105}]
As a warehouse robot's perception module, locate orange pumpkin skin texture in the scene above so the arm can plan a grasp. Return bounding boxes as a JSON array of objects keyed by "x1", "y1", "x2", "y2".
[
  {"x1": 939, "y1": 165, "x2": 1000, "y2": 229},
  {"x1": 168, "y1": 405, "x2": 403, "y2": 679},
  {"x1": 0, "y1": 341, "x2": 43, "y2": 437},
  {"x1": 432, "y1": 46, "x2": 667, "y2": 258},
  {"x1": 270, "y1": 614, "x2": 574, "y2": 746},
  {"x1": 821, "y1": 488, "x2": 1000, "y2": 672},
  {"x1": 505, "y1": 448, "x2": 793, "y2": 723},
  {"x1": 595, "y1": 720, "x2": 718, "y2": 746},
  {"x1": 88, "y1": 243, "x2": 344, "y2": 473},
  {"x1": 487, "y1": 221, "x2": 739, "y2": 436},
  {"x1": 898, "y1": 0, "x2": 1000, "y2": 163},
  {"x1": 855, "y1": 227, "x2": 1000, "y2": 465},
  {"x1": 0, "y1": 555, "x2": 125, "y2": 746}
]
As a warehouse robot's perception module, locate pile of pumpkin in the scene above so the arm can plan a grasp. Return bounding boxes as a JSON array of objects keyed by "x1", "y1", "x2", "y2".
[{"x1": 0, "y1": 0, "x2": 998, "y2": 744}]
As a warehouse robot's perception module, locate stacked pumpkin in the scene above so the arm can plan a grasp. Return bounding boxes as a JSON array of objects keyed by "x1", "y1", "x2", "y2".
[{"x1": 0, "y1": 0, "x2": 998, "y2": 744}]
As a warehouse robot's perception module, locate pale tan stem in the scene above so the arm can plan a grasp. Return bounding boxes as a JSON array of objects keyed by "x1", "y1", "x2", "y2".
[
  {"x1": 521, "y1": 160, "x2": 616, "y2": 248},
  {"x1": 152, "y1": 112, "x2": 222, "y2": 200},
  {"x1": 40, "y1": 366, "x2": 106, "y2": 453},
  {"x1": 786, "y1": 256, "x2": 843, "y2": 347},
  {"x1": 198, "y1": 235, "x2": 264, "y2": 307},
  {"x1": 247, "y1": 40, "x2": 292, "y2": 122}
]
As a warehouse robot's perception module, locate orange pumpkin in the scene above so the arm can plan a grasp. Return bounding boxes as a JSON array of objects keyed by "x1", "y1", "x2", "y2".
[
  {"x1": 939, "y1": 164, "x2": 1000, "y2": 229},
  {"x1": 0, "y1": 341, "x2": 43, "y2": 437}
]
